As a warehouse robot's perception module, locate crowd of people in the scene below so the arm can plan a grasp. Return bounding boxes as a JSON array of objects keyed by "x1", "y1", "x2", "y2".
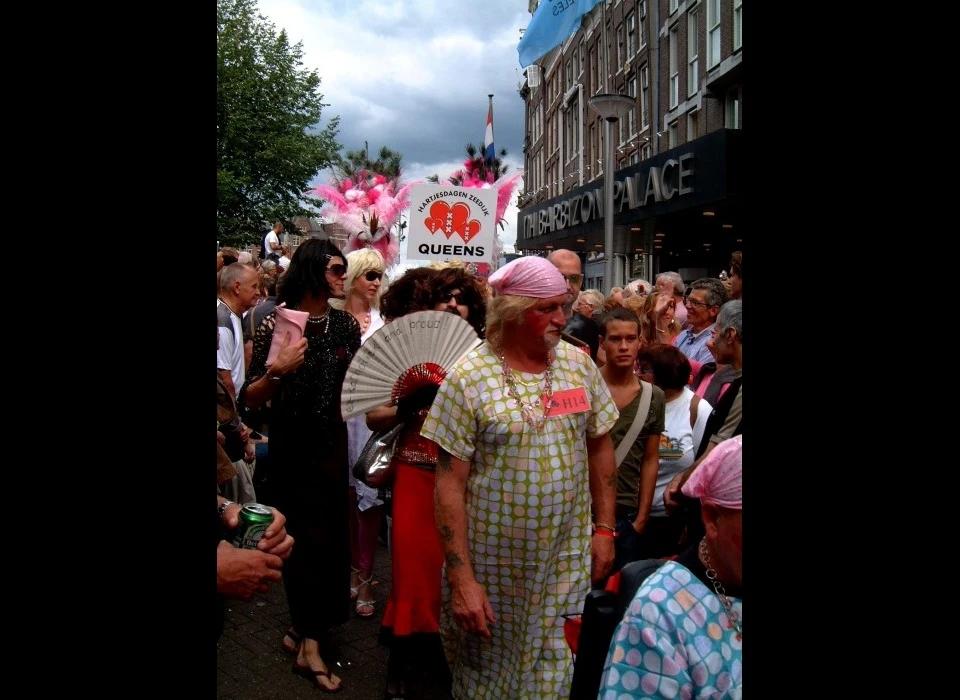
[{"x1": 217, "y1": 230, "x2": 742, "y2": 698}]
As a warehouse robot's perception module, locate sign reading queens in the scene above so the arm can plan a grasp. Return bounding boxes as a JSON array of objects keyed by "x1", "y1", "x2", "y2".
[{"x1": 407, "y1": 184, "x2": 498, "y2": 265}]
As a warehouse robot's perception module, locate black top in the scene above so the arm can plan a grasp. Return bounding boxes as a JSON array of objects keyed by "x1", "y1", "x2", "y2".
[{"x1": 563, "y1": 312, "x2": 600, "y2": 361}]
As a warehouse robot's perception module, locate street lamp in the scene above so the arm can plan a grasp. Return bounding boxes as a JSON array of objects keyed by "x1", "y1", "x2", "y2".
[{"x1": 588, "y1": 93, "x2": 634, "y2": 293}]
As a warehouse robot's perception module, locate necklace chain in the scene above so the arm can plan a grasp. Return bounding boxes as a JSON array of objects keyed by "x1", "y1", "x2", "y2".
[
  {"x1": 699, "y1": 538, "x2": 741, "y2": 640},
  {"x1": 498, "y1": 348, "x2": 554, "y2": 432},
  {"x1": 300, "y1": 308, "x2": 329, "y2": 335}
]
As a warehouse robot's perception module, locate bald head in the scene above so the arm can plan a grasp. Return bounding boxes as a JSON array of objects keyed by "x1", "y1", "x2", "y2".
[{"x1": 548, "y1": 249, "x2": 583, "y2": 316}]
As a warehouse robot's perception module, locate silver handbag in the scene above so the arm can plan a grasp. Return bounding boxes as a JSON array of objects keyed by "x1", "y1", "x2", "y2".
[{"x1": 352, "y1": 422, "x2": 404, "y2": 488}]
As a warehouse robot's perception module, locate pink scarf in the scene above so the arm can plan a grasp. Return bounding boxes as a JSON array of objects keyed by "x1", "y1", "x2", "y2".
[
  {"x1": 682, "y1": 435, "x2": 742, "y2": 509},
  {"x1": 487, "y1": 256, "x2": 567, "y2": 298}
]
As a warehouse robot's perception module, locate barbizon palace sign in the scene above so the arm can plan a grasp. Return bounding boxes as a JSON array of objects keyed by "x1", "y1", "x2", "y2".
[
  {"x1": 408, "y1": 184, "x2": 498, "y2": 264},
  {"x1": 521, "y1": 153, "x2": 694, "y2": 239}
]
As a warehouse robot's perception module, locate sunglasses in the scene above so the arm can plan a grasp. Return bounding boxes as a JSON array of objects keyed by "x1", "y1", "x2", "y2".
[
  {"x1": 364, "y1": 270, "x2": 383, "y2": 282},
  {"x1": 437, "y1": 290, "x2": 462, "y2": 304},
  {"x1": 326, "y1": 264, "x2": 347, "y2": 277}
]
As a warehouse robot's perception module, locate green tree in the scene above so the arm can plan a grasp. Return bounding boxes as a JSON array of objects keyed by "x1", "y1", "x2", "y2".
[
  {"x1": 217, "y1": 0, "x2": 342, "y2": 246},
  {"x1": 333, "y1": 142, "x2": 404, "y2": 183}
]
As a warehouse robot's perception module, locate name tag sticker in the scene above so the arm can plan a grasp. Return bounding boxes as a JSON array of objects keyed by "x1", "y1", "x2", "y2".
[{"x1": 544, "y1": 387, "x2": 590, "y2": 416}]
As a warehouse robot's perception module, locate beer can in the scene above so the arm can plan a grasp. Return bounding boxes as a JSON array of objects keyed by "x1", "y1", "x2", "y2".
[{"x1": 232, "y1": 503, "x2": 274, "y2": 550}]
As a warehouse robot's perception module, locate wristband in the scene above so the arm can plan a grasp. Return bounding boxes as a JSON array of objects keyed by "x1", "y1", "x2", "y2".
[
  {"x1": 593, "y1": 528, "x2": 617, "y2": 539},
  {"x1": 594, "y1": 522, "x2": 616, "y2": 533},
  {"x1": 218, "y1": 500, "x2": 236, "y2": 521}
]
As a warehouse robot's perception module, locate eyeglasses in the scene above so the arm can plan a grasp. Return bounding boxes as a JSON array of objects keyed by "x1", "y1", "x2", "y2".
[
  {"x1": 326, "y1": 264, "x2": 347, "y2": 277},
  {"x1": 684, "y1": 298, "x2": 712, "y2": 309},
  {"x1": 438, "y1": 290, "x2": 462, "y2": 304},
  {"x1": 364, "y1": 270, "x2": 383, "y2": 282},
  {"x1": 561, "y1": 273, "x2": 584, "y2": 285}
]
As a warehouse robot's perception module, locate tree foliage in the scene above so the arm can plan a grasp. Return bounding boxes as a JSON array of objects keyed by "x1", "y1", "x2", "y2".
[
  {"x1": 332, "y1": 142, "x2": 404, "y2": 183},
  {"x1": 217, "y1": 0, "x2": 342, "y2": 246}
]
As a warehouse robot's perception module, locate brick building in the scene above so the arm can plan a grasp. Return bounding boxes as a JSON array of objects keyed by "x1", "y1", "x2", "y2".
[{"x1": 517, "y1": 0, "x2": 742, "y2": 289}]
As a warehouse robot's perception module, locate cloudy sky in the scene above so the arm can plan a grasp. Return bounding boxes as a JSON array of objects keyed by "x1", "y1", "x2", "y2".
[{"x1": 256, "y1": 0, "x2": 534, "y2": 258}]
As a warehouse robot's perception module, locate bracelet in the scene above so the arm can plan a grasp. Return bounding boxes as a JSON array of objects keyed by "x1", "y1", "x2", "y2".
[
  {"x1": 218, "y1": 500, "x2": 236, "y2": 520},
  {"x1": 594, "y1": 522, "x2": 616, "y2": 533},
  {"x1": 266, "y1": 371, "x2": 282, "y2": 382},
  {"x1": 593, "y1": 528, "x2": 617, "y2": 539}
]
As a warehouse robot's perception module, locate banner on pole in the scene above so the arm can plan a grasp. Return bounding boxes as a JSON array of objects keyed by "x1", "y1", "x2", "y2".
[{"x1": 407, "y1": 184, "x2": 498, "y2": 265}]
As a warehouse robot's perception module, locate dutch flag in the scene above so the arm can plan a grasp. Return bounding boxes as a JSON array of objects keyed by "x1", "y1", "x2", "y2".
[{"x1": 483, "y1": 94, "x2": 495, "y2": 163}]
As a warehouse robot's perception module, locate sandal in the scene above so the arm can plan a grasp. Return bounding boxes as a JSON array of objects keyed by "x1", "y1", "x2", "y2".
[
  {"x1": 355, "y1": 574, "x2": 376, "y2": 618},
  {"x1": 292, "y1": 662, "x2": 343, "y2": 694},
  {"x1": 281, "y1": 628, "x2": 301, "y2": 654},
  {"x1": 350, "y1": 566, "x2": 361, "y2": 602}
]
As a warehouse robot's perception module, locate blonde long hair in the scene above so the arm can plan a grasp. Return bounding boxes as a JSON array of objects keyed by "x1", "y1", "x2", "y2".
[
  {"x1": 329, "y1": 247, "x2": 385, "y2": 310},
  {"x1": 485, "y1": 295, "x2": 538, "y2": 351}
]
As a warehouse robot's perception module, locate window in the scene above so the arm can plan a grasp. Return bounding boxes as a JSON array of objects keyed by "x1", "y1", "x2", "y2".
[
  {"x1": 668, "y1": 121, "x2": 678, "y2": 149},
  {"x1": 687, "y1": 109, "x2": 698, "y2": 141},
  {"x1": 725, "y1": 87, "x2": 740, "y2": 129},
  {"x1": 641, "y1": 143, "x2": 651, "y2": 160},
  {"x1": 590, "y1": 122, "x2": 598, "y2": 180},
  {"x1": 734, "y1": 0, "x2": 742, "y2": 50},
  {"x1": 566, "y1": 57, "x2": 573, "y2": 91},
  {"x1": 641, "y1": 64, "x2": 649, "y2": 128},
  {"x1": 592, "y1": 43, "x2": 601, "y2": 93},
  {"x1": 567, "y1": 100, "x2": 580, "y2": 157},
  {"x1": 669, "y1": 0, "x2": 678, "y2": 14},
  {"x1": 687, "y1": 10, "x2": 699, "y2": 96},
  {"x1": 579, "y1": 38, "x2": 586, "y2": 76},
  {"x1": 707, "y1": 0, "x2": 721, "y2": 68},
  {"x1": 617, "y1": 23, "x2": 625, "y2": 68},
  {"x1": 619, "y1": 83, "x2": 636, "y2": 144},
  {"x1": 626, "y1": 12, "x2": 636, "y2": 56},
  {"x1": 669, "y1": 26, "x2": 679, "y2": 108},
  {"x1": 639, "y1": 1, "x2": 647, "y2": 48}
]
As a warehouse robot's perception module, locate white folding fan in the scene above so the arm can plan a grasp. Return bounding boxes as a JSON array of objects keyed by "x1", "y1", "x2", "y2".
[{"x1": 341, "y1": 310, "x2": 482, "y2": 420}]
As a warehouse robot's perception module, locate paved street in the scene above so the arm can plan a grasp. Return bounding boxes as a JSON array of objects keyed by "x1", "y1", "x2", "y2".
[{"x1": 217, "y1": 538, "x2": 453, "y2": 699}]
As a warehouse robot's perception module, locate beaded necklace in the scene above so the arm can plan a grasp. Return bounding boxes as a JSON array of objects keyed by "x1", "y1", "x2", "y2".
[
  {"x1": 303, "y1": 309, "x2": 329, "y2": 334},
  {"x1": 698, "y1": 538, "x2": 742, "y2": 641},
  {"x1": 498, "y1": 348, "x2": 555, "y2": 432}
]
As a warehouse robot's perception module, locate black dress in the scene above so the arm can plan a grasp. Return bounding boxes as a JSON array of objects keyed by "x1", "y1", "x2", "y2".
[{"x1": 241, "y1": 308, "x2": 361, "y2": 639}]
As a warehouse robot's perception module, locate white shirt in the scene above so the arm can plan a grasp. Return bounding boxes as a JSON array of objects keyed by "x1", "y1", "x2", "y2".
[
  {"x1": 216, "y1": 299, "x2": 245, "y2": 397},
  {"x1": 264, "y1": 230, "x2": 280, "y2": 257},
  {"x1": 650, "y1": 386, "x2": 712, "y2": 517}
]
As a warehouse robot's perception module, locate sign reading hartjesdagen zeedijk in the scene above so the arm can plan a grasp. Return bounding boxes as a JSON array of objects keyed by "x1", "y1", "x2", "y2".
[{"x1": 407, "y1": 184, "x2": 498, "y2": 265}]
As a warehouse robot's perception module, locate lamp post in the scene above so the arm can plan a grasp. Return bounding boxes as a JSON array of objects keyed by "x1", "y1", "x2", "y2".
[{"x1": 588, "y1": 93, "x2": 634, "y2": 293}]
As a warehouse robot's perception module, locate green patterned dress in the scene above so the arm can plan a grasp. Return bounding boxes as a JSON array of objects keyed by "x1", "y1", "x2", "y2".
[{"x1": 421, "y1": 341, "x2": 619, "y2": 699}]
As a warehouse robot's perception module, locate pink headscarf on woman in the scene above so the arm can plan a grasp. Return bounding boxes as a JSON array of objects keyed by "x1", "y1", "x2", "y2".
[
  {"x1": 487, "y1": 256, "x2": 567, "y2": 298},
  {"x1": 681, "y1": 435, "x2": 742, "y2": 510}
]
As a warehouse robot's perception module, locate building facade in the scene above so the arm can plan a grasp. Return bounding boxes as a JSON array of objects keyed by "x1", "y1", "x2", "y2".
[{"x1": 517, "y1": 0, "x2": 742, "y2": 290}]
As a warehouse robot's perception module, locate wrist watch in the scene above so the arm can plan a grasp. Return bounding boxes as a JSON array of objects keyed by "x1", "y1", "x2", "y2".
[{"x1": 218, "y1": 500, "x2": 236, "y2": 520}]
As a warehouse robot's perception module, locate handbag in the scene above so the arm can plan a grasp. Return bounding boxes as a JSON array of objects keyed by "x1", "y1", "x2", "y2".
[{"x1": 352, "y1": 422, "x2": 405, "y2": 488}]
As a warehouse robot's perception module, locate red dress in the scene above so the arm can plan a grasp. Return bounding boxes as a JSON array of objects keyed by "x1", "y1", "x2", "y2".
[{"x1": 380, "y1": 414, "x2": 444, "y2": 637}]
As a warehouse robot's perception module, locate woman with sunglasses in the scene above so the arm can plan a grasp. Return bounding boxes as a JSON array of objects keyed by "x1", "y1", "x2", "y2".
[
  {"x1": 240, "y1": 239, "x2": 358, "y2": 693},
  {"x1": 330, "y1": 248, "x2": 388, "y2": 619}
]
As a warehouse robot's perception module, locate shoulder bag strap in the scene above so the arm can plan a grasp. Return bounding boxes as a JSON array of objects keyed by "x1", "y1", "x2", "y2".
[{"x1": 614, "y1": 380, "x2": 653, "y2": 467}]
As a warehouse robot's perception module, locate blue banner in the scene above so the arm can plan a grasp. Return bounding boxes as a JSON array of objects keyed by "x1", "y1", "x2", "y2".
[{"x1": 518, "y1": 0, "x2": 603, "y2": 68}]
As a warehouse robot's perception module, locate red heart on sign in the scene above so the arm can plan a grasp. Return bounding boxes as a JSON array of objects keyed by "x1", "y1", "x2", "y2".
[
  {"x1": 424, "y1": 201, "x2": 456, "y2": 239},
  {"x1": 449, "y1": 202, "x2": 481, "y2": 244}
]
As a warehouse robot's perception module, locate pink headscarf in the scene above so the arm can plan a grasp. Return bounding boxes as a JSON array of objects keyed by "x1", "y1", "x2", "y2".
[
  {"x1": 487, "y1": 256, "x2": 567, "y2": 298},
  {"x1": 682, "y1": 435, "x2": 742, "y2": 510}
]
